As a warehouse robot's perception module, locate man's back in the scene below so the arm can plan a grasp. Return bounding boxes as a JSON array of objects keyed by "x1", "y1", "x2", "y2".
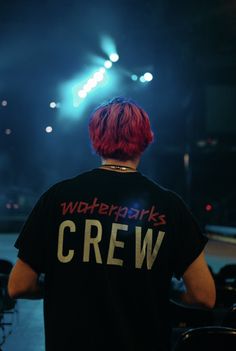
[
  {"x1": 8, "y1": 97, "x2": 215, "y2": 350},
  {"x1": 15, "y1": 168, "x2": 207, "y2": 350}
]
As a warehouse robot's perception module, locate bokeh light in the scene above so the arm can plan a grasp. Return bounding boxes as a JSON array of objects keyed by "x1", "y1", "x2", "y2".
[
  {"x1": 104, "y1": 60, "x2": 112, "y2": 69},
  {"x1": 205, "y1": 203, "x2": 213, "y2": 212},
  {"x1": 93, "y1": 71, "x2": 104, "y2": 82},
  {"x1": 131, "y1": 74, "x2": 138, "y2": 81},
  {"x1": 5, "y1": 128, "x2": 12, "y2": 135},
  {"x1": 139, "y1": 76, "x2": 146, "y2": 83},
  {"x1": 143, "y1": 72, "x2": 153, "y2": 82},
  {"x1": 109, "y1": 53, "x2": 119, "y2": 62},
  {"x1": 45, "y1": 126, "x2": 53, "y2": 133},
  {"x1": 78, "y1": 90, "x2": 87, "y2": 98},
  {"x1": 1, "y1": 100, "x2": 7, "y2": 107},
  {"x1": 49, "y1": 101, "x2": 57, "y2": 108}
]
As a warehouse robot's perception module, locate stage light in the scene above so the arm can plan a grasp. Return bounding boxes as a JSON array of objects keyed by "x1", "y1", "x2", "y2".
[
  {"x1": 5, "y1": 128, "x2": 12, "y2": 135},
  {"x1": 109, "y1": 53, "x2": 119, "y2": 62},
  {"x1": 74, "y1": 68, "x2": 106, "y2": 105},
  {"x1": 50, "y1": 101, "x2": 57, "y2": 108},
  {"x1": 1, "y1": 100, "x2": 7, "y2": 107},
  {"x1": 143, "y1": 72, "x2": 153, "y2": 82},
  {"x1": 45, "y1": 126, "x2": 53, "y2": 133},
  {"x1": 139, "y1": 76, "x2": 146, "y2": 83},
  {"x1": 93, "y1": 71, "x2": 104, "y2": 82},
  {"x1": 78, "y1": 90, "x2": 87, "y2": 98},
  {"x1": 131, "y1": 74, "x2": 138, "y2": 81},
  {"x1": 87, "y1": 78, "x2": 97, "y2": 88},
  {"x1": 59, "y1": 55, "x2": 119, "y2": 118},
  {"x1": 104, "y1": 60, "x2": 112, "y2": 69},
  {"x1": 83, "y1": 83, "x2": 92, "y2": 92}
]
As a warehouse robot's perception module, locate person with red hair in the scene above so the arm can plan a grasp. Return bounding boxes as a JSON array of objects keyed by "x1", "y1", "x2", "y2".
[
  {"x1": 8, "y1": 97, "x2": 215, "y2": 351},
  {"x1": 89, "y1": 96, "x2": 153, "y2": 162}
]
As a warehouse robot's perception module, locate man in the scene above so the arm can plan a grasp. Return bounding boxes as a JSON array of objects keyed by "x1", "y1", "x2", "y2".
[{"x1": 8, "y1": 97, "x2": 215, "y2": 351}]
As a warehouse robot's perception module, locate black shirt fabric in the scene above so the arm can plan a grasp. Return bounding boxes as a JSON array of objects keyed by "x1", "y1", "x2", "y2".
[{"x1": 15, "y1": 169, "x2": 208, "y2": 351}]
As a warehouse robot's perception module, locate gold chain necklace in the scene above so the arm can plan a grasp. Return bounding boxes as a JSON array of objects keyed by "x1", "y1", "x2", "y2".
[{"x1": 101, "y1": 164, "x2": 136, "y2": 172}]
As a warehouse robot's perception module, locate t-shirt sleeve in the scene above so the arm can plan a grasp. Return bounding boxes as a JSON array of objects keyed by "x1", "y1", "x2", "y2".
[
  {"x1": 14, "y1": 190, "x2": 52, "y2": 274},
  {"x1": 171, "y1": 193, "x2": 208, "y2": 279}
]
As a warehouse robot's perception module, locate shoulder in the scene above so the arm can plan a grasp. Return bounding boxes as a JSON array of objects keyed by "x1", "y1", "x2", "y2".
[
  {"x1": 139, "y1": 174, "x2": 195, "y2": 220},
  {"x1": 139, "y1": 173, "x2": 182, "y2": 202},
  {"x1": 40, "y1": 169, "x2": 96, "y2": 200}
]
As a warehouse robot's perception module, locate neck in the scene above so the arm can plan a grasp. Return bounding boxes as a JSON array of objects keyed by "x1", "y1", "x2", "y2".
[{"x1": 100, "y1": 158, "x2": 139, "y2": 172}]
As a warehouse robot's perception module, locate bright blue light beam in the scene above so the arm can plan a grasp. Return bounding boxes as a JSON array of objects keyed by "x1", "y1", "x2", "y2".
[
  {"x1": 100, "y1": 35, "x2": 117, "y2": 58},
  {"x1": 104, "y1": 60, "x2": 112, "y2": 69},
  {"x1": 58, "y1": 67, "x2": 119, "y2": 120}
]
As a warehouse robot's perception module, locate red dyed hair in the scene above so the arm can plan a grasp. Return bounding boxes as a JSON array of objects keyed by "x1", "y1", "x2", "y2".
[{"x1": 89, "y1": 97, "x2": 154, "y2": 161}]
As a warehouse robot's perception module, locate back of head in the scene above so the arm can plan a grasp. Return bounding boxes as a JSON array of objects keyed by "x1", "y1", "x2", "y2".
[{"x1": 89, "y1": 97, "x2": 154, "y2": 161}]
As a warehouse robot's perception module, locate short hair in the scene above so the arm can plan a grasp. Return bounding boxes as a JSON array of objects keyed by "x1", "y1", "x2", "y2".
[{"x1": 88, "y1": 97, "x2": 154, "y2": 161}]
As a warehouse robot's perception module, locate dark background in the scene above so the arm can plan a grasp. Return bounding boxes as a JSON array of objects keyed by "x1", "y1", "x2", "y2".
[{"x1": 1, "y1": 0, "x2": 236, "y2": 229}]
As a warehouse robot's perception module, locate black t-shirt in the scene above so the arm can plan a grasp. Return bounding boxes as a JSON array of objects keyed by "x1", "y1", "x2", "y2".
[{"x1": 15, "y1": 169, "x2": 208, "y2": 351}]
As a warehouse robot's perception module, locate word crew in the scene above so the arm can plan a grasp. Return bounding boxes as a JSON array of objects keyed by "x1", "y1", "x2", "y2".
[{"x1": 57, "y1": 219, "x2": 166, "y2": 270}]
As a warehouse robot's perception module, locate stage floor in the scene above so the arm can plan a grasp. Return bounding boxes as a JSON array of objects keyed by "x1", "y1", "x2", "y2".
[{"x1": 0, "y1": 233, "x2": 235, "y2": 351}]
